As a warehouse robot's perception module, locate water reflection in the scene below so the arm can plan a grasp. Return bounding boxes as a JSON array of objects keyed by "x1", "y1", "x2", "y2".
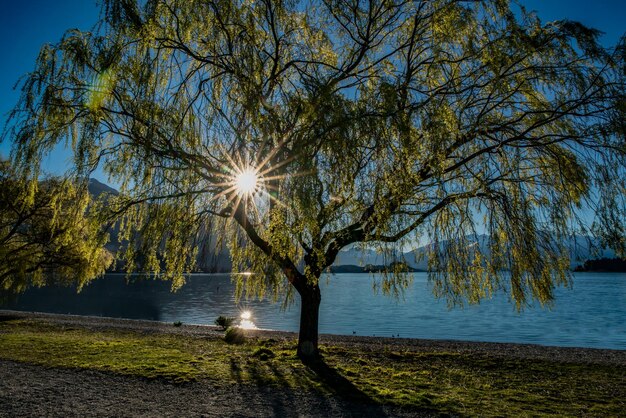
[{"x1": 238, "y1": 310, "x2": 257, "y2": 330}]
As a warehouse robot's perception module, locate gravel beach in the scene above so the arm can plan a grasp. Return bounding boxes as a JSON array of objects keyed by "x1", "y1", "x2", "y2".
[{"x1": 1, "y1": 310, "x2": 624, "y2": 417}]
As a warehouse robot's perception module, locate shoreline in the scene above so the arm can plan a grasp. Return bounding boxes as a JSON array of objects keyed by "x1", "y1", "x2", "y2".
[{"x1": 2, "y1": 309, "x2": 625, "y2": 366}]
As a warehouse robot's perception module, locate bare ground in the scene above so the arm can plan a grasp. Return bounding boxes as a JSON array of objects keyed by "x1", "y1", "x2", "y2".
[{"x1": 1, "y1": 359, "x2": 421, "y2": 417}]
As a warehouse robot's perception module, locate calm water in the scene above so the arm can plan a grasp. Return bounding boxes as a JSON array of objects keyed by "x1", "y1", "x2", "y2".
[{"x1": 2, "y1": 272, "x2": 625, "y2": 350}]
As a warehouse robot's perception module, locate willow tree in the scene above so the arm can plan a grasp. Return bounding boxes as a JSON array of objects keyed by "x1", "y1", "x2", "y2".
[
  {"x1": 5, "y1": 0, "x2": 625, "y2": 360},
  {"x1": 0, "y1": 162, "x2": 112, "y2": 296}
]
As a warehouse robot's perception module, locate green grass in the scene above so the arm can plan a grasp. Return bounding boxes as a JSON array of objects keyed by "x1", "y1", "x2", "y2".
[
  {"x1": 0, "y1": 319, "x2": 624, "y2": 416},
  {"x1": 322, "y1": 346, "x2": 625, "y2": 416}
]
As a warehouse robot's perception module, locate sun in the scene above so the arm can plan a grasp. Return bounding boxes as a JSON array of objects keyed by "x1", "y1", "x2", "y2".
[
  {"x1": 235, "y1": 169, "x2": 258, "y2": 197},
  {"x1": 208, "y1": 137, "x2": 312, "y2": 218}
]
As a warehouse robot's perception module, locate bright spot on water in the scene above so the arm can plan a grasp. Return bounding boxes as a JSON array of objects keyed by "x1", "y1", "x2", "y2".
[
  {"x1": 239, "y1": 310, "x2": 257, "y2": 329},
  {"x1": 239, "y1": 319, "x2": 257, "y2": 330}
]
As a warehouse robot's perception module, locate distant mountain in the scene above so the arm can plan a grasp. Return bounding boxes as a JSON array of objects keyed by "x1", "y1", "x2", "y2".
[
  {"x1": 194, "y1": 238, "x2": 232, "y2": 273},
  {"x1": 86, "y1": 178, "x2": 231, "y2": 273},
  {"x1": 334, "y1": 248, "x2": 384, "y2": 266},
  {"x1": 88, "y1": 178, "x2": 119, "y2": 197},
  {"x1": 86, "y1": 179, "x2": 123, "y2": 258},
  {"x1": 335, "y1": 234, "x2": 616, "y2": 272},
  {"x1": 563, "y1": 237, "x2": 616, "y2": 267},
  {"x1": 333, "y1": 246, "x2": 428, "y2": 271}
]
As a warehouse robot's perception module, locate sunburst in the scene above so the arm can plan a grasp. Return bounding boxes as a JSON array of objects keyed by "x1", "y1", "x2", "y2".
[
  {"x1": 234, "y1": 168, "x2": 259, "y2": 197},
  {"x1": 208, "y1": 136, "x2": 313, "y2": 220}
]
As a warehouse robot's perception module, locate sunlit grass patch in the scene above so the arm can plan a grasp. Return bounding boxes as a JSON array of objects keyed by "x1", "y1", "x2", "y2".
[{"x1": 0, "y1": 321, "x2": 201, "y2": 383}]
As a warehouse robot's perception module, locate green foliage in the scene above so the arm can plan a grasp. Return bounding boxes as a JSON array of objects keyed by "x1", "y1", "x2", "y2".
[
  {"x1": 224, "y1": 326, "x2": 246, "y2": 345},
  {"x1": 0, "y1": 163, "x2": 112, "y2": 295},
  {"x1": 3, "y1": 0, "x2": 625, "y2": 315},
  {"x1": 214, "y1": 315, "x2": 234, "y2": 331}
]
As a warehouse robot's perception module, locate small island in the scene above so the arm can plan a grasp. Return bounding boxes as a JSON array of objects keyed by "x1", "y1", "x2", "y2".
[
  {"x1": 574, "y1": 258, "x2": 626, "y2": 272},
  {"x1": 329, "y1": 262, "x2": 424, "y2": 274}
]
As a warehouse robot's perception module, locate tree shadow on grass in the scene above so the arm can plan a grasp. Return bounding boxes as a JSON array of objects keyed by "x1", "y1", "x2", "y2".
[
  {"x1": 302, "y1": 355, "x2": 374, "y2": 403},
  {"x1": 304, "y1": 354, "x2": 413, "y2": 417},
  {"x1": 229, "y1": 348, "x2": 401, "y2": 417}
]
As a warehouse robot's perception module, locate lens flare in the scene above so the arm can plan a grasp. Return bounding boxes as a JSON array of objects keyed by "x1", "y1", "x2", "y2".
[{"x1": 235, "y1": 169, "x2": 258, "y2": 196}]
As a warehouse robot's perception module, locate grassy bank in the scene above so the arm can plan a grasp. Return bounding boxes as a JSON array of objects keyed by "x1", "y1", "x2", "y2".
[{"x1": 0, "y1": 317, "x2": 624, "y2": 416}]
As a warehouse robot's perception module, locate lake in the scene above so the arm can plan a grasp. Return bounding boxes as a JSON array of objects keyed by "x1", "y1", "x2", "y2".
[{"x1": 2, "y1": 272, "x2": 625, "y2": 350}]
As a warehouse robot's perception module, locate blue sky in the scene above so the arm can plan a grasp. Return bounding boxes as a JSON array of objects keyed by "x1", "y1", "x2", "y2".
[
  {"x1": 0, "y1": 0, "x2": 624, "y2": 181},
  {"x1": 0, "y1": 0, "x2": 101, "y2": 176}
]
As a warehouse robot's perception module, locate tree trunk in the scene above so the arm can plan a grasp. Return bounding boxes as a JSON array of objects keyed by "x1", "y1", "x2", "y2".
[{"x1": 296, "y1": 283, "x2": 321, "y2": 362}]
